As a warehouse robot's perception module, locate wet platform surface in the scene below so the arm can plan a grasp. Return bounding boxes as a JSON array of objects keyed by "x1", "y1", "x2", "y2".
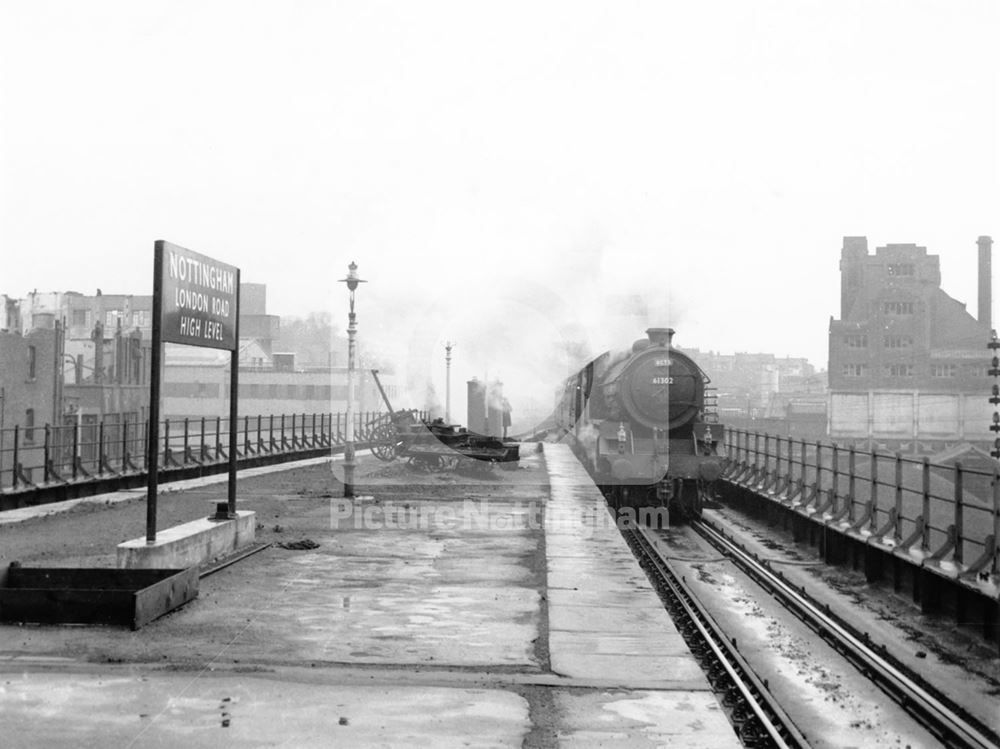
[{"x1": 0, "y1": 444, "x2": 737, "y2": 747}]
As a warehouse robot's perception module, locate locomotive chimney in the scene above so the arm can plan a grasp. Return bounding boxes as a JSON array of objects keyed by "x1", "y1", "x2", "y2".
[
  {"x1": 646, "y1": 327, "x2": 674, "y2": 346},
  {"x1": 978, "y1": 235, "x2": 992, "y2": 329}
]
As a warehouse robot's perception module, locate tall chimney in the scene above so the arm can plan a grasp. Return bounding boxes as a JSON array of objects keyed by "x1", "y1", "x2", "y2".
[{"x1": 978, "y1": 235, "x2": 993, "y2": 328}]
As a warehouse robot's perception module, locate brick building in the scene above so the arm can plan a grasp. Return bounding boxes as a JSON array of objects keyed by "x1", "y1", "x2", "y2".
[
  {"x1": 828, "y1": 236, "x2": 993, "y2": 451},
  {"x1": 0, "y1": 325, "x2": 61, "y2": 483}
]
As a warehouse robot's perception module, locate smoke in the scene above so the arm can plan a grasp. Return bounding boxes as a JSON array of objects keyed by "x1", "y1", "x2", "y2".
[{"x1": 347, "y1": 224, "x2": 690, "y2": 433}]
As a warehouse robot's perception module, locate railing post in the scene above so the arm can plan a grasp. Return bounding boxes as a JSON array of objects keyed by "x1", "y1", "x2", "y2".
[
  {"x1": 244, "y1": 415, "x2": 250, "y2": 456},
  {"x1": 257, "y1": 415, "x2": 263, "y2": 452},
  {"x1": 831, "y1": 443, "x2": 839, "y2": 513},
  {"x1": 163, "y1": 418, "x2": 171, "y2": 466},
  {"x1": 869, "y1": 450, "x2": 878, "y2": 531},
  {"x1": 183, "y1": 418, "x2": 190, "y2": 465},
  {"x1": 98, "y1": 421, "x2": 106, "y2": 475},
  {"x1": 814, "y1": 441, "x2": 823, "y2": 505},
  {"x1": 44, "y1": 424, "x2": 52, "y2": 483},
  {"x1": 269, "y1": 414, "x2": 275, "y2": 452},
  {"x1": 72, "y1": 420, "x2": 79, "y2": 480},
  {"x1": 922, "y1": 457, "x2": 932, "y2": 552},
  {"x1": 847, "y1": 446, "x2": 856, "y2": 521},
  {"x1": 800, "y1": 439, "x2": 807, "y2": 494},
  {"x1": 122, "y1": 418, "x2": 129, "y2": 470},
  {"x1": 763, "y1": 433, "x2": 771, "y2": 484},
  {"x1": 12, "y1": 425, "x2": 20, "y2": 489},
  {"x1": 894, "y1": 453, "x2": 903, "y2": 542},
  {"x1": 954, "y1": 462, "x2": 964, "y2": 566}
]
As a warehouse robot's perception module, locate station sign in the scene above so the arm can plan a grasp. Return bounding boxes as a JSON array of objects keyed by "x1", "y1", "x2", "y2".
[{"x1": 158, "y1": 241, "x2": 238, "y2": 350}]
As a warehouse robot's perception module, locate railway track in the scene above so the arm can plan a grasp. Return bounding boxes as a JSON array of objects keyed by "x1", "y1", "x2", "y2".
[
  {"x1": 689, "y1": 518, "x2": 999, "y2": 749},
  {"x1": 626, "y1": 518, "x2": 1000, "y2": 749},
  {"x1": 623, "y1": 525, "x2": 807, "y2": 748}
]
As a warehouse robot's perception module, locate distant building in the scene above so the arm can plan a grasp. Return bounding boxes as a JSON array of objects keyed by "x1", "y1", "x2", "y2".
[
  {"x1": 162, "y1": 347, "x2": 396, "y2": 421},
  {"x1": 467, "y1": 379, "x2": 486, "y2": 434},
  {"x1": 828, "y1": 236, "x2": 993, "y2": 451},
  {"x1": 0, "y1": 283, "x2": 393, "y2": 435},
  {"x1": 0, "y1": 325, "x2": 60, "y2": 484},
  {"x1": 237, "y1": 283, "x2": 280, "y2": 356},
  {"x1": 681, "y1": 347, "x2": 826, "y2": 433}
]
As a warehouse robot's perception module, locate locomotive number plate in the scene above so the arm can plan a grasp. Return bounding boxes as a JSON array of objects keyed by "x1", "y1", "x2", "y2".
[
  {"x1": 654, "y1": 359, "x2": 671, "y2": 367},
  {"x1": 651, "y1": 376, "x2": 674, "y2": 385}
]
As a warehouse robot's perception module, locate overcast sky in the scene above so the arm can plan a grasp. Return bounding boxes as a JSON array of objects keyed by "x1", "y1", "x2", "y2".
[{"x1": 2, "y1": 1, "x2": 997, "y2": 418}]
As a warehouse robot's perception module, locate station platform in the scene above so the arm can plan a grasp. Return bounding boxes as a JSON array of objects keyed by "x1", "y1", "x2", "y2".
[{"x1": 0, "y1": 443, "x2": 737, "y2": 747}]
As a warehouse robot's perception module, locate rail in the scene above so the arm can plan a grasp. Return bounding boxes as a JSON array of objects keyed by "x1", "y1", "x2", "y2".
[
  {"x1": 722, "y1": 429, "x2": 1000, "y2": 580},
  {"x1": 0, "y1": 409, "x2": 428, "y2": 505}
]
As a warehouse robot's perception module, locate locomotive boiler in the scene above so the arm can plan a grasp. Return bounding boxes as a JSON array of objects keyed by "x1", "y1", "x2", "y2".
[{"x1": 554, "y1": 327, "x2": 723, "y2": 521}]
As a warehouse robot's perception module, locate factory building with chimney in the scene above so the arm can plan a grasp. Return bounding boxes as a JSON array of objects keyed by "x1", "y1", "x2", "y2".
[{"x1": 828, "y1": 236, "x2": 994, "y2": 452}]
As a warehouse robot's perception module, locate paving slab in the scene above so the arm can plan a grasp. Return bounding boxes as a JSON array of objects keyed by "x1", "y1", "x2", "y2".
[
  {"x1": 554, "y1": 689, "x2": 737, "y2": 748},
  {"x1": 0, "y1": 671, "x2": 530, "y2": 749},
  {"x1": 541, "y1": 442, "x2": 730, "y2": 733}
]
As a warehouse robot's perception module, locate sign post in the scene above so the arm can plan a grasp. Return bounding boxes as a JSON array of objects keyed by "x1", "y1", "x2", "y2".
[{"x1": 147, "y1": 240, "x2": 240, "y2": 542}]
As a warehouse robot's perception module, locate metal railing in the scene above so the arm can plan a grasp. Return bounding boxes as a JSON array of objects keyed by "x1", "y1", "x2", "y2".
[
  {"x1": 722, "y1": 429, "x2": 1000, "y2": 579},
  {"x1": 0, "y1": 410, "x2": 426, "y2": 496}
]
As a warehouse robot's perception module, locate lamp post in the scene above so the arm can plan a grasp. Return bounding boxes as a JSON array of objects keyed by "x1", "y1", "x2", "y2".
[
  {"x1": 339, "y1": 262, "x2": 366, "y2": 497},
  {"x1": 445, "y1": 341, "x2": 455, "y2": 424}
]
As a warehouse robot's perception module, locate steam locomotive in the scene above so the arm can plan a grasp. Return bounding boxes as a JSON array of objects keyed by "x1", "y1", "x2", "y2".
[{"x1": 553, "y1": 327, "x2": 723, "y2": 522}]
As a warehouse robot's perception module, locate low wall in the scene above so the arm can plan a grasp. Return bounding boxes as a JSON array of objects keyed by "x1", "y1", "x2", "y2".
[{"x1": 117, "y1": 511, "x2": 256, "y2": 570}]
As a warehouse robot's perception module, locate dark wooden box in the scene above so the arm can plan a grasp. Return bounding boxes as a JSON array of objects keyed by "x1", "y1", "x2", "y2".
[{"x1": 0, "y1": 565, "x2": 199, "y2": 630}]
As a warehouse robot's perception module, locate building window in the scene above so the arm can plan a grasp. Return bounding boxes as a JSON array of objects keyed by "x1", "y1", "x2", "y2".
[
  {"x1": 24, "y1": 408, "x2": 35, "y2": 443},
  {"x1": 966, "y1": 364, "x2": 988, "y2": 378},
  {"x1": 27, "y1": 345, "x2": 36, "y2": 379},
  {"x1": 930, "y1": 364, "x2": 957, "y2": 377},
  {"x1": 883, "y1": 301, "x2": 914, "y2": 315},
  {"x1": 844, "y1": 335, "x2": 867, "y2": 348},
  {"x1": 106, "y1": 309, "x2": 122, "y2": 327},
  {"x1": 132, "y1": 310, "x2": 148, "y2": 327},
  {"x1": 268, "y1": 384, "x2": 279, "y2": 398},
  {"x1": 883, "y1": 335, "x2": 913, "y2": 349},
  {"x1": 842, "y1": 363, "x2": 868, "y2": 377},
  {"x1": 888, "y1": 263, "x2": 915, "y2": 276},
  {"x1": 885, "y1": 364, "x2": 914, "y2": 377},
  {"x1": 71, "y1": 309, "x2": 89, "y2": 327}
]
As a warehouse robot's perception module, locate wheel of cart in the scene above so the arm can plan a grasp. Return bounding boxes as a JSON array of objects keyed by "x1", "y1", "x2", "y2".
[{"x1": 370, "y1": 423, "x2": 400, "y2": 462}]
